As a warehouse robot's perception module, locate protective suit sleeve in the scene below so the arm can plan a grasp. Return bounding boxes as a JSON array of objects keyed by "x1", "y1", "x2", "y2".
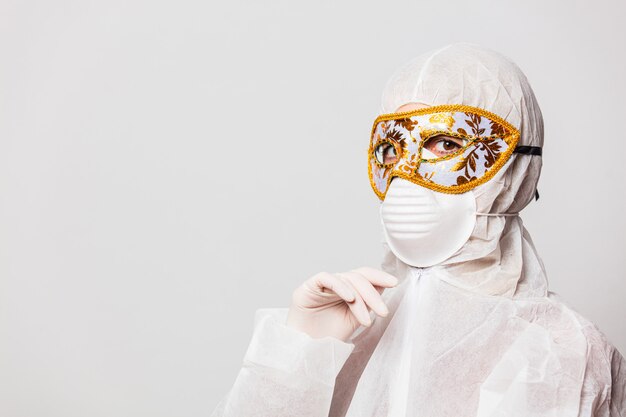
[
  {"x1": 578, "y1": 323, "x2": 626, "y2": 416},
  {"x1": 210, "y1": 307, "x2": 356, "y2": 417}
]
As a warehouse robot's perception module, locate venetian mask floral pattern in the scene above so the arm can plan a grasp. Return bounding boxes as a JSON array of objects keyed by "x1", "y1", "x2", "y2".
[{"x1": 368, "y1": 105, "x2": 520, "y2": 199}]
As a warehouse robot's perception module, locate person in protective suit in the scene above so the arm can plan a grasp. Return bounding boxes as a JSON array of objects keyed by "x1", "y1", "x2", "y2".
[{"x1": 210, "y1": 43, "x2": 626, "y2": 417}]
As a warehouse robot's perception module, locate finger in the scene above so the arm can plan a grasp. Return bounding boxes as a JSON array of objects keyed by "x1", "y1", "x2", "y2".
[
  {"x1": 351, "y1": 266, "x2": 399, "y2": 287},
  {"x1": 312, "y1": 272, "x2": 355, "y2": 303},
  {"x1": 335, "y1": 274, "x2": 373, "y2": 327},
  {"x1": 339, "y1": 272, "x2": 389, "y2": 317}
]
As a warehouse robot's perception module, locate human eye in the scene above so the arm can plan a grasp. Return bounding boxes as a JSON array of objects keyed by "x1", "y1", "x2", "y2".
[
  {"x1": 373, "y1": 141, "x2": 399, "y2": 165},
  {"x1": 422, "y1": 135, "x2": 468, "y2": 158}
]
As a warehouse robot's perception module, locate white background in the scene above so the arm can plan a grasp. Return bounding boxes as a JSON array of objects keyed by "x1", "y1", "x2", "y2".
[{"x1": 1, "y1": 0, "x2": 625, "y2": 416}]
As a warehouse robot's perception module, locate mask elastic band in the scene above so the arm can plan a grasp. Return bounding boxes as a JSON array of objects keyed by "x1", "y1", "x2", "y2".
[
  {"x1": 476, "y1": 212, "x2": 520, "y2": 217},
  {"x1": 513, "y1": 145, "x2": 542, "y2": 156},
  {"x1": 513, "y1": 146, "x2": 542, "y2": 201}
]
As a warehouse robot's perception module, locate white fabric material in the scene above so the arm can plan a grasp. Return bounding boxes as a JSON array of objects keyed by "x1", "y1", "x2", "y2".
[
  {"x1": 380, "y1": 177, "x2": 476, "y2": 268},
  {"x1": 211, "y1": 308, "x2": 355, "y2": 417},
  {"x1": 211, "y1": 43, "x2": 625, "y2": 417}
]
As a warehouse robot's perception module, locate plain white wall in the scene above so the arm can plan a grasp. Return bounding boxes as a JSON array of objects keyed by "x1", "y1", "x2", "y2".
[{"x1": 1, "y1": 0, "x2": 624, "y2": 416}]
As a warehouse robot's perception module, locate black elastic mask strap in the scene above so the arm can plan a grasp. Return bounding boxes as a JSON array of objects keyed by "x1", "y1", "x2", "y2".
[
  {"x1": 512, "y1": 145, "x2": 542, "y2": 200},
  {"x1": 513, "y1": 145, "x2": 542, "y2": 156}
]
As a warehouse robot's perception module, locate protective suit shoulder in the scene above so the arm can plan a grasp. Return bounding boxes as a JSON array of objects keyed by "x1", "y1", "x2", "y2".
[
  {"x1": 577, "y1": 318, "x2": 626, "y2": 416},
  {"x1": 550, "y1": 297, "x2": 626, "y2": 416}
]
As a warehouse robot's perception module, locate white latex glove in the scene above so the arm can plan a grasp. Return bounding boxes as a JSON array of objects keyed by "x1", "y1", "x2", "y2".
[{"x1": 286, "y1": 267, "x2": 399, "y2": 342}]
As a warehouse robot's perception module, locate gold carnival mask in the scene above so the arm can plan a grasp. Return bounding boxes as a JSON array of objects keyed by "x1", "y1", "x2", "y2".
[{"x1": 367, "y1": 104, "x2": 541, "y2": 200}]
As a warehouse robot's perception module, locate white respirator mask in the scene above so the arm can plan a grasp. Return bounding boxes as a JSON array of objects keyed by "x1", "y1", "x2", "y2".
[{"x1": 380, "y1": 177, "x2": 476, "y2": 267}]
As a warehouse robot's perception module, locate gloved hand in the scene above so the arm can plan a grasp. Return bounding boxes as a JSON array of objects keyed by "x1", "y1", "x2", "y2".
[{"x1": 286, "y1": 267, "x2": 399, "y2": 342}]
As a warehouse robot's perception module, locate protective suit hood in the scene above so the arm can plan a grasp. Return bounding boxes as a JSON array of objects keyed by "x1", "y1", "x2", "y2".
[{"x1": 378, "y1": 42, "x2": 546, "y2": 298}]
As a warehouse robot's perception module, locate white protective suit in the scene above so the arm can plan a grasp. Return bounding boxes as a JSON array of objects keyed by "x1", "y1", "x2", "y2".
[{"x1": 210, "y1": 43, "x2": 626, "y2": 417}]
